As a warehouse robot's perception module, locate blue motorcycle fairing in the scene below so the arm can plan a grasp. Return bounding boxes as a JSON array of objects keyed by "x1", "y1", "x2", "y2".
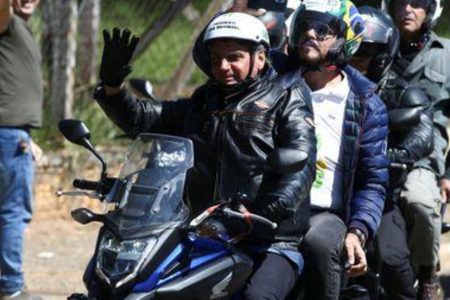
[{"x1": 132, "y1": 234, "x2": 229, "y2": 293}]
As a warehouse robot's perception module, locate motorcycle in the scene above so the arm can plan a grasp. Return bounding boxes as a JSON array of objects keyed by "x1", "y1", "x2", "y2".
[{"x1": 57, "y1": 119, "x2": 282, "y2": 300}]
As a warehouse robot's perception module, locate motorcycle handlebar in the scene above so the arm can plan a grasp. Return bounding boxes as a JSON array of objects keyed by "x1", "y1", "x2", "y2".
[
  {"x1": 222, "y1": 207, "x2": 278, "y2": 229},
  {"x1": 73, "y1": 179, "x2": 101, "y2": 191}
]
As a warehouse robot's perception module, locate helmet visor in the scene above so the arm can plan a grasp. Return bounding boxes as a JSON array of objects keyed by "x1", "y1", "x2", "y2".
[
  {"x1": 353, "y1": 42, "x2": 386, "y2": 58},
  {"x1": 363, "y1": 18, "x2": 392, "y2": 44}
]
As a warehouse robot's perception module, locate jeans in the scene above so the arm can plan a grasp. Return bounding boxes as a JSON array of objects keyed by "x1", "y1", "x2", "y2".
[
  {"x1": 0, "y1": 128, "x2": 34, "y2": 294},
  {"x1": 300, "y1": 211, "x2": 347, "y2": 300}
]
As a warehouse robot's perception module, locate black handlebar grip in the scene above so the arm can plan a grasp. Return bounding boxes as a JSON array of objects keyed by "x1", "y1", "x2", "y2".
[{"x1": 73, "y1": 179, "x2": 100, "y2": 191}]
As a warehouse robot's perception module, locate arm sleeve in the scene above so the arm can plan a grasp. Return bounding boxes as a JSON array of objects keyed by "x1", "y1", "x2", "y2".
[
  {"x1": 389, "y1": 103, "x2": 434, "y2": 164},
  {"x1": 350, "y1": 95, "x2": 389, "y2": 240},
  {"x1": 94, "y1": 83, "x2": 193, "y2": 138},
  {"x1": 251, "y1": 85, "x2": 317, "y2": 222}
]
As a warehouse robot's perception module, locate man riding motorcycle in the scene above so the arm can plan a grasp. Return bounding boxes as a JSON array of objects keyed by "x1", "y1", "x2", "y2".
[
  {"x1": 382, "y1": 0, "x2": 450, "y2": 298},
  {"x1": 267, "y1": 1, "x2": 390, "y2": 298},
  {"x1": 350, "y1": 6, "x2": 434, "y2": 299},
  {"x1": 94, "y1": 12, "x2": 316, "y2": 299}
]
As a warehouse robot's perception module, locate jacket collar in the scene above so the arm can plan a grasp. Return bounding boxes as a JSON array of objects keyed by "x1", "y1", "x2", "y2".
[
  {"x1": 206, "y1": 65, "x2": 277, "y2": 105},
  {"x1": 399, "y1": 31, "x2": 444, "y2": 76},
  {"x1": 343, "y1": 65, "x2": 378, "y2": 100}
]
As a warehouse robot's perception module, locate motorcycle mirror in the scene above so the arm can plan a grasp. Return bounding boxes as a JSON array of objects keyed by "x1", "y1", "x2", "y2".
[
  {"x1": 58, "y1": 119, "x2": 108, "y2": 181},
  {"x1": 129, "y1": 78, "x2": 156, "y2": 100},
  {"x1": 58, "y1": 119, "x2": 92, "y2": 147},
  {"x1": 265, "y1": 148, "x2": 308, "y2": 173},
  {"x1": 71, "y1": 208, "x2": 104, "y2": 225}
]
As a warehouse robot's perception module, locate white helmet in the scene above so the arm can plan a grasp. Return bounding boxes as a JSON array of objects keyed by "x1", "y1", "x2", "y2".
[
  {"x1": 203, "y1": 12, "x2": 270, "y2": 48},
  {"x1": 193, "y1": 12, "x2": 270, "y2": 79}
]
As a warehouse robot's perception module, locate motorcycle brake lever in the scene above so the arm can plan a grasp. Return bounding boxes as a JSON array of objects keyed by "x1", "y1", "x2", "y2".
[{"x1": 55, "y1": 190, "x2": 101, "y2": 199}]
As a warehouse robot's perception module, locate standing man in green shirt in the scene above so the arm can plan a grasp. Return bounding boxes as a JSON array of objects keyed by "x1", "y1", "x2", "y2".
[{"x1": 0, "y1": 0, "x2": 42, "y2": 299}]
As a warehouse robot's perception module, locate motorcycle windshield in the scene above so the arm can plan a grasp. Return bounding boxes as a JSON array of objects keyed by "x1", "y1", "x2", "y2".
[{"x1": 105, "y1": 134, "x2": 193, "y2": 238}]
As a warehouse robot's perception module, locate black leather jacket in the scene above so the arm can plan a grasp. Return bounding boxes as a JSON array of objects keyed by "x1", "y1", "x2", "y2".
[
  {"x1": 381, "y1": 77, "x2": 434, "y2": 188},
  {"x1": 94, "y1": 71, "x2": 316, "y2": 243}
]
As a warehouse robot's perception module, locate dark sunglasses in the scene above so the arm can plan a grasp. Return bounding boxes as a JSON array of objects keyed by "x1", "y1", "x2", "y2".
[{"x1": 297, "y1": 19, "x2": 339, "y2": 40}]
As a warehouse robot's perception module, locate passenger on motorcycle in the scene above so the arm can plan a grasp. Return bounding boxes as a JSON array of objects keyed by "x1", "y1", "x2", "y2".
[
  {"x1": 260, "y1": 1, "x2": 389, "y2": 298},
  {"x1": 381, "y1": 0, "x2": 450, "y2": 298},
  {"x1": 94, "y1": 12, "x2": 316, "y2": 300},
  {"x1": 350, "y1": 6, "x2": 434, "y2": 299}
]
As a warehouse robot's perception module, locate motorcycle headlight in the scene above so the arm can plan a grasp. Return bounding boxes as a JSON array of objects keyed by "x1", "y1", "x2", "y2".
[{"x1": 95, "y1": 231, "x2": 157, "y2": 288}]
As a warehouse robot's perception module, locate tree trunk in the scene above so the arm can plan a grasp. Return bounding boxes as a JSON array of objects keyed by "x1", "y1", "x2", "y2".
[
  {"x1": 50, "y1": 0, "x2": 78, "y2": 122},
  {"x1": 132, "y1": 0, "x2": 190, "y2": 60},
  {"x1": 78, "y1": 0, "x2": 100, "y2": 86},
  {"x1": 40, "y1": 0, "x2": 55, "y2": 85},
  {"x1": 161, "y1": 0, "x2": 224, "y2": 99}
]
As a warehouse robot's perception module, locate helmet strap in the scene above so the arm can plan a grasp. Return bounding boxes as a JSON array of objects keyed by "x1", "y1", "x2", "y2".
[
  {"x1": 327, "y1": 37, "x2": 346, "y2": 66},
  {"x1": 246, "y1": 44, "x2": 257, "y2": 82},
  {"x1": 215, "y1": 44, "x2": 263, "y2": 97}
]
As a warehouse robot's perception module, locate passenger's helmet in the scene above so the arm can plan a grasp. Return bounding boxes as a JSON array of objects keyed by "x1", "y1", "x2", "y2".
[
  {"x1": 258, "y1": 12, "x2": 288, "y2": 52},
  {"x1": 193, "y1": 12, "x2": 270, "y2": 78},
  {"x1": 289, "y1": 0, "x2": 366, "y2": 66},
  {"x1": 353, "y1": 6, "x2": 400, "y2": 83},
  {"x1": 382, "y1": 0, "x2": 444, "y2": 30}
]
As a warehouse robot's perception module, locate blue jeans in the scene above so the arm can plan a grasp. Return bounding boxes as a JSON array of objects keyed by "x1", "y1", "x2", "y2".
[{"x1": 0, "y1": 128, "x2": 34, "y2": 294}]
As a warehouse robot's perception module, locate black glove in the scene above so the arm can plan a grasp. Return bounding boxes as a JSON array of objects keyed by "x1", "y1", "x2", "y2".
[
  {"x1": 100, "y1": 27, "x2": 140, "y2": 87},
  {"x1": 388, "y1": 148, "x2": 414, "y2": 165},
  {"x1": 250, "y1": 195, "x2": 292, "y2": 224}
]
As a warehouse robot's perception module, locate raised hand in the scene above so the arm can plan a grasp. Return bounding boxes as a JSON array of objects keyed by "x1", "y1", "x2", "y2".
[{"x1": 100, "y1": 27, "x2": 140, "y2": 87}]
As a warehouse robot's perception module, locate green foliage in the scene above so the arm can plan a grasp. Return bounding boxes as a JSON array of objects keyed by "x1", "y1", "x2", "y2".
[
  {"x1": 188, "y1": 67, "x2": 208, "y2": 86},
  {"x1": 72, "y1": 92, "x2": 128, "y2": 147},
  {"x1": 99, "y1": 0, "x2": 210, "y2": 84},
  {"x1": 435, "y1": 4, "x2": 450, "y2": 38},
  {"x1": 133, "y1": 16, "x2": 196, "y2": 84},
  {"x1": 33, "y1": 1, "x2": 214, "y2": 149},
  {"x1": 31, "y1": 103, "x2": 63, "y2": 150}
]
